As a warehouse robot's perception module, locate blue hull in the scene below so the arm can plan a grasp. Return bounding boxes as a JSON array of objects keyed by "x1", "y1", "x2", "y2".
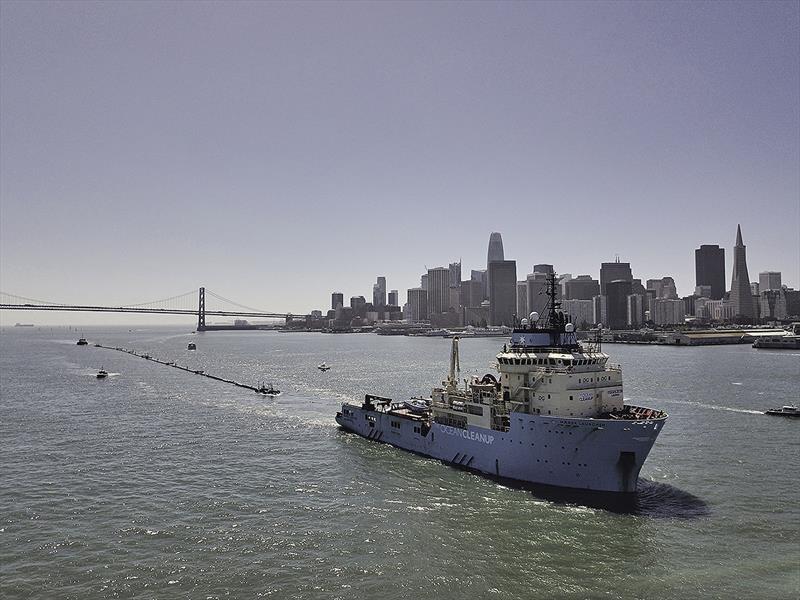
[{"x1": 335, "y1": 404, "x2": 665, "y2": 493}]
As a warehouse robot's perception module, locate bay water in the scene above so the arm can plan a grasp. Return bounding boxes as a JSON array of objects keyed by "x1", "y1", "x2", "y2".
[{"x1": 1, "y1": 326, "x2": 798, "y2": 599}]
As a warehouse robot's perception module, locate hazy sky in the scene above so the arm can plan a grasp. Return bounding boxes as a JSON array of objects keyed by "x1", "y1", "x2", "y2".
[{"x1": 1, "y1": 1, "x2": 798, "y2": 325}]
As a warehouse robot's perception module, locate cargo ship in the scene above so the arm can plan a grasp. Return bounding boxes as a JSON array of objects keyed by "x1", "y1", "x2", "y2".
[{"x1": 335, "y1": 274, "x2": 667, "y2": 493}]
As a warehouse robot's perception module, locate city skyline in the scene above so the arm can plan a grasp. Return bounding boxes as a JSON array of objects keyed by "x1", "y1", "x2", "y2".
[{"x1": 1, "y1": 2, "x2": 798, "y2": 325}]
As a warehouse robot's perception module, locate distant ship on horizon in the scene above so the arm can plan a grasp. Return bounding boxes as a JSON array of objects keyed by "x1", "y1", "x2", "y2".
[{"x1": 14, "y1": 323, "x2": 34, "y2": 327}]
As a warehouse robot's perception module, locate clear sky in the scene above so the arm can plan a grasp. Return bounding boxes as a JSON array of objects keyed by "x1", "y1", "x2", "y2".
[{"x1": 1, "y1": 1, "x2": 798, "y2": 325}]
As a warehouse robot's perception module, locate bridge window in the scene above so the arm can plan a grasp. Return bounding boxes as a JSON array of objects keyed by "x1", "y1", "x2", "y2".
[{"x1": 391, "y1": 420, "x2": 401, "y2": 429}]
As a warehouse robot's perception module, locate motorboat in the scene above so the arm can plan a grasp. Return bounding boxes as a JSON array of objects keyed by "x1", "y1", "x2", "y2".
[
  {"x1": 257, "y1": 383, "x2": 282, "y2": 396},
  {"x1": 188, "y1": 342, "x2": 196, "y2": 350},
  {"x1": 96, "y1": 368, "x2": 108, "y2": 379},
  {"x1": 402, "y1": 398, "x2": 430, "y2": 414},
  {"x1": 77, "y1": 337, "x2": 88, "y2": 346},
  {"x1": 765, "y1": 405, "x2": 800, "y2": 418},
  {"x1": 318, "y1": 362, "x2": 331, "y2": 371}
]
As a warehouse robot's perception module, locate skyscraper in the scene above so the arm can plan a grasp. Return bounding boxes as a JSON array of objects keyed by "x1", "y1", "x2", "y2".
[
  {"x1": 600, "y1": 260, "x2": 632, "y2": 295},
  {"x1": 606, "y1": 280, "x2": 632, "y2": 330},
  {"x1": 564, "y1": 275, "x2": 600, "y2": 300},
  {"x1": 487, "y1": 232, "x2": 504, "y2": 264},
  {"x1": 331, "y1": 292, "x2": 344, "y2": 310},
  {"x1": 449, "y1": 262, "x2": 462, "y2": 287},
  {"x1": 695, "y1": 244, "x2": 725, "y2": 300},
  {"x1": 489, "y1": 260, "x2": 516, "y2": 326},
  {"x1": 516, "y1": 281, "x2": 528, "y2": 320},
  {"x1": 427, "y1": 267, "x2": 450, "y2": 316},
  {"x1": 729, "y1": 225, "x2": 754, "y2": 318},
  {"x1": 388, "y1": 290, "x2": 398, "y2": 306},
  {"x1": 373, "y1": 276, "x2": 387, "y2": 307},
  {"x1": 407, "y1": 288, "x2": 428, "y2": 322},
  {"x1": 759, "y1": 271, "x2": 782, "y2": 291},
  {"x1": 526, "y1": 271, "x2": 550, "y2": 318}
]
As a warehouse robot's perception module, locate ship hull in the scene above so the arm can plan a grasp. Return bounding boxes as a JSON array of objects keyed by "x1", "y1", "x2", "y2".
[{"x1": 336, "y1": 404, "x2": 665, "y2": 493}]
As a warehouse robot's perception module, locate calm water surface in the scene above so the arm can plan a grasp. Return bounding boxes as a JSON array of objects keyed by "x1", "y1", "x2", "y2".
[{"x1": 1, "y1": 326, "x2": 798, "y2": 599}]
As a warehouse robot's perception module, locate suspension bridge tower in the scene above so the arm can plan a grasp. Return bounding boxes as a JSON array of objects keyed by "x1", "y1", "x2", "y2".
[{"x1": 198, "y1": 287, "x2": 206, "y2": 331}]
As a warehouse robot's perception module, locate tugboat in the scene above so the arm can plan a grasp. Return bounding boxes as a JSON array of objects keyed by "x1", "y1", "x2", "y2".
[
  {"x1": 318, "y1": 362, "x2": 331, "y2": 372},
  {"x1": 256, "y1": 382, "x2": 282, "y2": 396},
  {"x1": 96, "y1": 368, "x2": 108, "y2": 379},
  {"x1": 765, "y1": 405, "x2": 800, "y2": 418},
  {"x1": 187, "y1": 342, "x2": 196, "y2": 350},
  {"x1": 335, "y1": 274, "x2": 668, "y2": 494},
  {"x1": 77, "y1": 337, "x2": 88, "y2": 346}
]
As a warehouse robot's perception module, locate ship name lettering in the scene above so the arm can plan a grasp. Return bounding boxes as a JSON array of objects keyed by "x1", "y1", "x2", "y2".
[{"x1": 441, "y1": 425, "x2": 494, "y2": 445}]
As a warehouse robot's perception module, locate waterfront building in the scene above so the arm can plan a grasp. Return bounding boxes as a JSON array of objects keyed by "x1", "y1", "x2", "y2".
[
  {"x1": 705, "y1": 299, "x2": 736, "y2": 321},
  {"x1": 350, "y1": 296, "x2": 366, "y2": 310},
  {"x1": 564, "y1": 275, "x2": 600, "y2": 300},
  {"x1": 759, "y1": 271, "x2": 782, "y2": 291},
  {"x1": 695, "y1": 244, "x2": 726, "y2": 300},
  {"x1": 427, "y1": 267, "x2": 450, "y2": 317},
  {"x1": 694, "y1": 297, "x2": 710, "y2": 319},
  {"x1": 627, "y1": 294, "x2": 645, "y2": 328},
  {"x1": 600, "y1": 260, "x2": 632, "y2": 295},
  {"x1": 729, "y1": 225, "x2": 755, "y2": 319},
  {"x1": 606, "y1": 280, "x2": 632, "y2": 330},
  {"x1": 488, "y1": 260, "x2": 517, "y2": 326},
  {"x1": 331, "y1": 292, "x2": 344, "y2": 311},
  {"x1": 562, "y1": 299, "x2": 594, "y2": 330},
  {"x1": 407, "y1": 288, "x2": 428, "y2": 322},
  {"x1": 463, "y1": 304, "x2": 490, "y2": 328},
  {"x1": 388, "y1": 290, "x2": 398, "y2": 307},
  {"x1": 652, "y1": 299, "x2": 685, "y2": 326},
  {"x1": 516, "y1": 281, "x2": 528, "y2": 320},
  {"x1": 373, "y1": 276, "x2": 387, "y2": 308}
]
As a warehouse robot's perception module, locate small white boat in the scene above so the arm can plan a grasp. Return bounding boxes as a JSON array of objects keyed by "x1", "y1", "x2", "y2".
[
  {"x1": 402, "y1": 398, "x2": 430, "y2": 414},
  {"x1": 96, "y1": 368, "x2": 108, "y2": 379},
  {"x1": 77, "y1": 337, "x2": 88, "y2": 346},
  {"x1": 765, "y1": 405, "x2": 800, "y2": 418},
  {"x1": 318, "y1": 362, "x2": 331, "y2": 371},
  {"x1": 187, "y1": 342, "x2": 197, "y2": 350}
]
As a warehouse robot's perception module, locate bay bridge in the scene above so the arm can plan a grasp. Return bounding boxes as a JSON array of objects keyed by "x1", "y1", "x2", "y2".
[{"x1": 0, "y1": 288, "x2": 309, "y2": 331}]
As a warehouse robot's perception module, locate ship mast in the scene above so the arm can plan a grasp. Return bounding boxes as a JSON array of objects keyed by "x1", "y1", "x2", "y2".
[{"x1": 447, "y1": 336, "x2": 460, "y2": 390}]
